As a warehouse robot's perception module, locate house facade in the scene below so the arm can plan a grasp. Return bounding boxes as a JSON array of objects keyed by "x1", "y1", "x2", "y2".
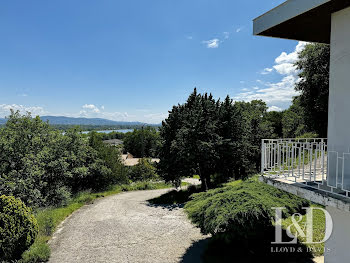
[{"x1": 254, "y1": 1, "x2": 350, "y2": 262}]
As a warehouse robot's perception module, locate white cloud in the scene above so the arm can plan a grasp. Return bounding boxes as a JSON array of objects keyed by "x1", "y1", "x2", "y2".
[
  {"x1": 186, "y1": 36, "x2": 193, "y2": 40},
  {"x1": 0, "y1": 104, "x2": 47, "y2": 117},
  {"x1": 273, "y1": 41, "x2": 307, "y2": 75},
  {"x1": 79, "y1": 106, "x2": 130, "y2": 121},
  {"x1": 223, "y1": 32, "x2": 230, "y2": 39},
  {"x1": 236, "y1": 27, "x2": 243, "y2": 33},
  {"x1": 234, "y1": 42, "x2": 308, "y2": 109},
  {"x1": 261, "y1": 68, "x2": 273, "y2": 75},
  {"x1": 235, "y1": 75, "x2": 300, "y2": 104},
  {"x1": 202, "y1": 39, "x2": 220, "y2": 48},
  {"x1": 82, "y1": 104, "x2": 100, "y2": 113},
  {"x1": 78, "y1": 104, "x2": 166, "y2": 124},
  {"x1": 268, "y1": 106, "x2": 283, "y2": 112},
  {"x1": 234, "y1": 75, "x2": 301, "y2": 111}
]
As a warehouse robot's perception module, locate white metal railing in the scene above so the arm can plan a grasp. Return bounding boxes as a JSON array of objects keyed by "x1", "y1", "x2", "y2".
[{"x1": 261, "y1": 138, "x2": 350, "y2": 199}]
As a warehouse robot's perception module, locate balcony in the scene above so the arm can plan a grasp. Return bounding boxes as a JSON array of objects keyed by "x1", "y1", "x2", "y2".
[{"x1": 261, "y1": 138, "x2": 350, "y2": 200}]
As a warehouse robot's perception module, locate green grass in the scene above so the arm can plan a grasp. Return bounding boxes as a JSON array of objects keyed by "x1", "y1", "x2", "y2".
[
  {"x1": 282, "y1": 204, "x2": 326, "y2": 257},
  {"x1": 21, "y1": 181, "x2": 175, "y2": 263},
  {"x1": 193, "y1": 175, "x2": 200, "y2": 179}
]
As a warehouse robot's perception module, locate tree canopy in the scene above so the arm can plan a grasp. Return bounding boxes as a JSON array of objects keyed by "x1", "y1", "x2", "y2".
[
  {"x1": 0, "y1": 111, "x2": 125, "y2": 207},
  {"x1": 123, "y1": 127, "x2": 161, "y2": 158},
  {"x1": 295, "y1": 43, "x2": 330, "y2": 137},
  {"x1": 158, "y1": 89, "x2": 273, "y2": 189}
]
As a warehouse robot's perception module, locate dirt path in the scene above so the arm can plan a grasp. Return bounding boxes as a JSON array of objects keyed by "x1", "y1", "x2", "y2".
[{"x1": 49, "y1": 188, "x2": 208, "y2": 263}]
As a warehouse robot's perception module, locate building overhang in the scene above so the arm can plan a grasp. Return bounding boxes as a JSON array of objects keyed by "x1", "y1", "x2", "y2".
[{"x1": 253, "y1": 0, "x2": 350, "y2": 44}]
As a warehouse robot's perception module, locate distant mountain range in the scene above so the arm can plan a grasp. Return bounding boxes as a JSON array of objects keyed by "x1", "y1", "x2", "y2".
[{"x1": 0, "y1": 116, "x2": 158, "y2": 126}]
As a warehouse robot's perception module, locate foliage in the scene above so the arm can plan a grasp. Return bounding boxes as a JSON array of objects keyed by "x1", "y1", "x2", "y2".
[
  {"x1": 123, "y1": 127, "x2": 161, "y2": 158},
  {"x1": 21, "y1": 181, "x2": 174, "y2": 263},
  {"x1": 0, "y1": 195, "x2": 38, "y2": 261},
  {"x1": 295, "y1": 43, "x2": 330, "y2": 138},
  {"x1": 88, "y1": 131, "x2": 128, "y2": 189},
  {"x1": 158, "y1": 89, "x2": 273, "y2": 189},
  {"x1": 263, "y1": 110, "x2": 283, "y2": 138},
  {"x1": 297, "y1": 132, "x2": 319, "y2": 139},
  {"x1": 0, "y1": 111, "x2": 126, "y2": 207},
  {"x1": 184, "y1": 179, "x2": 314, "y2": 262},
  {"x1": 126, "y1": 158, "x2": 158, "y2": 182},
  {"x1": 282, "y1": 97, "x2": 307, "y2": 138},
  {"x1": 99, "y1": 131, "x2": 126, "y2": 141},
  {"x1": 184, "y1": 178, "x2": 310, "y2": 236}
]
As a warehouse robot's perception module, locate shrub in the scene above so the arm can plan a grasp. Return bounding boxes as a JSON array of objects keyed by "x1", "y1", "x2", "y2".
[
  {"x1": 184, "y1": 179, "x2": 310, "y2": 237},
  {"x1": 297, "y1": 132, "x2": 319, "y2": 139},
  {"x1": 127, "y1": 158, "x2": 158, "y2": 182},
  {"x1": 0, "y1": 195, "x2": 38, "y2": 261}
]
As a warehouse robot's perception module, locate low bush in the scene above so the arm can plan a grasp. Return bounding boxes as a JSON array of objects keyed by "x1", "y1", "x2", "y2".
[
  {"x1": 184, "y1": 179, "x2": 310, "y2": 237},
  {"x1": 0, "y1": 195, "x2": 38, "y2": 261},
  {"x1": 184, "y1": 179, "x2": 312, "y2": 262}
]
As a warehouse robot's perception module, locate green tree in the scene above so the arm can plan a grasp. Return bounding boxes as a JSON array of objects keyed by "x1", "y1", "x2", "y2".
[
  {"x1": 123, "y1": 127, "x2": 160, "y2": 158},
  {"x1": 295, "y1": 43, "x2": 330, "y2": 137},
  {"x1": 282, "y1": 97, "x2": 307, "y2": 138},
  {"x1": 127, "y1": 158, "x2": 158, "y2": 182},
  {"x1": 88, "y1": 131, "x2": 128, "y2": 188},
  {"x1": 158, "y1": 89, "x2": 274, "y2": 188},
  {"x1": 0, "y1": 111, "x2": 126, "y2": 207},
  {"x1": 159, "y1": 89, "x2": 222, "y2": 189},
  {"x1": 231, "y1": 100, "x2": 272, "y2": 178},
  {"x1": 264, "y1": 111, "x2": 283, "y2": 138}
]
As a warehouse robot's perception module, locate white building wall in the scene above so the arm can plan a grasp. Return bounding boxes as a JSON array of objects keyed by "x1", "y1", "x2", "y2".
[
  {"x1": 325, "y1": 206, "x2": 350, "y2": 263},
  {"x1": 328, "y1": 6, "x2": 350, "y2": 190},
  {"x1": 325, "y1": 6, "x2": 350, "y2": 263},
  {"x1": 328, "y1": 6, "x2": 350, "y2": 151}
]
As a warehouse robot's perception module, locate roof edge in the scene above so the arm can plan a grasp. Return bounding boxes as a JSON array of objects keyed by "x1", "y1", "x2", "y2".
[{"x1": 253, "y1": 0, "x2": 331, "y2": 36}]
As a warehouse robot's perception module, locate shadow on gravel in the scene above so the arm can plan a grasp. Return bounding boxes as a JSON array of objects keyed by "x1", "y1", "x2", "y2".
[
  {"x1": 182, "y1": 228, "x2": 315, "y2": 263},
  {"x1": 146, "y1": 202, "x2": 184, "y2": 211},
  {"x1": 146, "y1": 185, "x2": 202, "y2": 211},
  {"x1": 180, "y1": 238, "x2": 210, "y2": 263}
]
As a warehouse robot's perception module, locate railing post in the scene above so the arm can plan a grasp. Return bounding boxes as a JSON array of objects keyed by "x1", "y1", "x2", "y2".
[{"x1": 261, "y1": 139, "x2": 265, "y2": 175}]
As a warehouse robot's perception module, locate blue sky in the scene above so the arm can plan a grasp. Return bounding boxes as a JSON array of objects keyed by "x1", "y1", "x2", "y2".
[{"x1": 0, "y1": 0, "x2": 304, "y2": 124}]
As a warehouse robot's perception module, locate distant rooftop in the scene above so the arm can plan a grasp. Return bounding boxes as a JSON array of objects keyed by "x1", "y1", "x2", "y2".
[{"x1": 253, "y1": 0, "x2": 350, "y2": 43}]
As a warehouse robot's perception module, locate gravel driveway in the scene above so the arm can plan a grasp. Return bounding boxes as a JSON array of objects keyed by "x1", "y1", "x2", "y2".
[{"x1": 49, "y1": 188, "x2": 208, "y2": 263}]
